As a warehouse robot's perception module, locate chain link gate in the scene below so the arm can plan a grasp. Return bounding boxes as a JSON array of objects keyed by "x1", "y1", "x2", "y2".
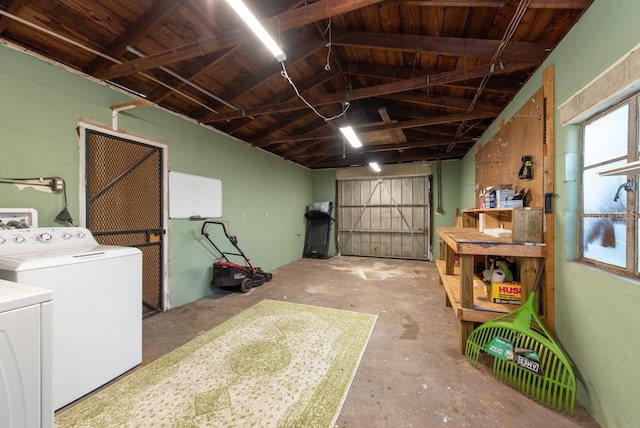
[{"x1": 84, "y1": 129, "x2": 164, "y2": 317}]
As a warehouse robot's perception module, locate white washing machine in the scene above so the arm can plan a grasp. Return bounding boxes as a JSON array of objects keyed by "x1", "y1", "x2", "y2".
[
  {"x1": 0, "y1": 279, "x2": 53, "y2": 428},
  {"x1": 0, "y1": 227, "x2": 142, "y2": 411}
]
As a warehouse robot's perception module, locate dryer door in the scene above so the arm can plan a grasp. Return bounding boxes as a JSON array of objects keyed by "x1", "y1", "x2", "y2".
[{"x1": 0, "y1": 304, "x2": 42, "y2": 428}]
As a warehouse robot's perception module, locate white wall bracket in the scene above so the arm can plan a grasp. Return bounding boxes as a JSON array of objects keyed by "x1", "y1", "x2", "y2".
[{"x1": 109, "y1": 100, "x2": 151, "y2": 130}]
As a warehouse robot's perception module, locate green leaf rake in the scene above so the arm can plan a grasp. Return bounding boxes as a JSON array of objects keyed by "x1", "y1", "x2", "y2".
[{"x1": 465, "y1": 262, "x2": 577, "y2": 415}]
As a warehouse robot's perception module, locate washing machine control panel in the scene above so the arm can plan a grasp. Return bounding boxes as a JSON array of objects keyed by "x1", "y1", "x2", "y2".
[{"x1": 0, "y1": 227, "x2": 98, "y2": 253}]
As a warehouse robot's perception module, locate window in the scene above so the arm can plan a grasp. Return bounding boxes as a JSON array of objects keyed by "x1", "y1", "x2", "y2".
[{"x1": 581, "y1": 96, "x2": 639, "y2": 275}]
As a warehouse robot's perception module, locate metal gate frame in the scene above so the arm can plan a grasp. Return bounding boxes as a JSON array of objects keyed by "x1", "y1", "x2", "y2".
[{"x1": 79, "y1": 123, "x2": 169, "y2": 316}]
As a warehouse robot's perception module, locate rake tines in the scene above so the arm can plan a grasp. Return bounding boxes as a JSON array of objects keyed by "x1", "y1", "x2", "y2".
[{"x1": 465, "y1": 293, "x2": 577, "y2": 416}]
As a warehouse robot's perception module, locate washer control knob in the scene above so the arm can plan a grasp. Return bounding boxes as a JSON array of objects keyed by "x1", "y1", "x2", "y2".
[
  {"x1": 76, "y1": 232, "x2": 86, "y2": 239},
  {"x1": 37, "y1": 233, "x2": 53, "y2": 242},
  {"x1": 0, "y1": 238, "x2": 5, "y2": 245},
  {"x1": 14, "y1": 236, "x2": 26, "y2": 243},
  {"x1": 63, "y1": 233, "x2": 72, "y2": 240}
]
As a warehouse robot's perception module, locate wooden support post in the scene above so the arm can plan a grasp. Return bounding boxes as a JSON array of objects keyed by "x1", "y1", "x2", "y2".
[
  {"x1": 520, "y1": 257, "x2": 543, "y2": 311},
  {"x1": 459, "y1": 254, "x2": 475, "y2": 354},
  {"x1": 543, "y1": 65, "x2": 555, "y2": 334},
  {"x1": 444, "y1": 243, "x2": 455, "y2": 275}
]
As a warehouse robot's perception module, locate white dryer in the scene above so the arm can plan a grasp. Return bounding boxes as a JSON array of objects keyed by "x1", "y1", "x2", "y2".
[
  {"x1": 0, "y1": 227, "x2": 142, "y2": 411},
  {"x1": 0, "y1": 279, "x2": 53, "y2": 428}
]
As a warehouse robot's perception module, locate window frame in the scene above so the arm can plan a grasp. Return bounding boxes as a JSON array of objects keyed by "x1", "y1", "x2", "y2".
[{"x1": 579, "y1": 95, "x2": 640, "y2": 277}]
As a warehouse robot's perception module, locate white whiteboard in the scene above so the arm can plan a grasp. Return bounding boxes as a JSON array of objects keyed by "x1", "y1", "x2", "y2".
[{"x1": 169, "y1": 171, "x2": 222, "y2": 218}]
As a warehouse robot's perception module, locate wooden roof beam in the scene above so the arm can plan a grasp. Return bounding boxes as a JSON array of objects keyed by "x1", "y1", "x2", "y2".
[
  {"x1": 378, "y1": 93, "x2": 504, "y2": 114},
  {"x1": 222, "y1": 67, "x2": 341, "y2": 136},
  {"x1": 332, "y1": 31, "x2": 551, "y2": 63},
  {"x1": 389, "y1": 0, "x2": 592, "y2": 8},
  {"x1": 302, "y1": 146, "x2": 470, "y2": 168},
  {"x1": 258, "y1": 111, "x2": 494, "y2": 145},
  {"x1": 296, "y1": 136, "x2": 475, "y2": 158},
  {"x1": 203, "y1": 60, "x2": 534, "y2": 122},
  {"x1": 0, "y1": 0, "x2": 29, "y2": 33},
  {"x1": 97, "y1": 0, "x2": 384, "y2": 80},
  {"x1": 85, "y1": 0, "x2": 181, "y2": 76},
  {"x1": 345, "y1": 62, "x2": 522, "y2": 94}
]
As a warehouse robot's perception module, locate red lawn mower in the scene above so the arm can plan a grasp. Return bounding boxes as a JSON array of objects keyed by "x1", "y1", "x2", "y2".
[{"x1": 201, "y1": 220, "x2": 272, "y2": 293}]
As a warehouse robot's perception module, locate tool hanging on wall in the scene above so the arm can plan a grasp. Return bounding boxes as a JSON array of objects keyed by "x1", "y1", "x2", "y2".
[
  {"x1": 518, "y1": 155, "x2": 533, "y2": 179},
  {"x1": 0, "y1": 176, "x2": 73, "y2": 225},
  {"x1": 436, "y1": 160, "x2": 444, "y2": 214}
]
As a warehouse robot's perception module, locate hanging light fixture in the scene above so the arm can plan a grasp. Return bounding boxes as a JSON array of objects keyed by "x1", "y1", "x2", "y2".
[
  {"x1": 339, "y1": 126, "x2": 362, "y2": 148},
  {"x1": 225, "y1": 0, "x2": 287, "y2": 62},
  {"x1": 369, "y1": 162, "x2": 381, "y2": 172}
]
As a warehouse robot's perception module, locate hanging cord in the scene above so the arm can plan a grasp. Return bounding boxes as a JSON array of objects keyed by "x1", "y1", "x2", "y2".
[
  {"x1": 456, "y1": 0, "x2": 532, "y2": 137},
  {"x1": 436, "y1": 160, "x2": 444, "y2": 214},
  {"x1": 280, "y1": 61, "x2": 350, "y2": 122},
  {"x1": 323, "y1": 10, "x2": 332, "y2": 71},
  {"x1": 275, "y1": 0, "x2": 348, "y2": 122}
]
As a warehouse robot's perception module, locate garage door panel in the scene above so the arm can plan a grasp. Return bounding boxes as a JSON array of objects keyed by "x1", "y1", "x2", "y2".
[
  {"x1": 370, "y1": 233, "x2": 381, "y2": 256},
  {"x1": 413, "y1": 177, "x2": 426, "y2": 204},
  {"x1": 337, "y1": 176, "x2": 431, "y2": 260},
  {"x1": 392, "y1": 209, "x2": 403, "y2": 231},
  {"x1": 362, "y1": 206, "x2": 371, "y2": 229},
  {"x1": 381, "y1": 207, "x2": 392, "y2": 230}
]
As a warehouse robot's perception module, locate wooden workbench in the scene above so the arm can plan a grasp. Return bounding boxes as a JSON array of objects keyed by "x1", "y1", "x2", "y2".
[{"x1": 437, "y1": 226, "x2": 547, "y2": 353}]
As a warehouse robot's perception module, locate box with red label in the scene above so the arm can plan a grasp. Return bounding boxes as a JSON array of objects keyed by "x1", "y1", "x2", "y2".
[{"x1": 490, "y1": 281, "x2": 522, "y2": 305}]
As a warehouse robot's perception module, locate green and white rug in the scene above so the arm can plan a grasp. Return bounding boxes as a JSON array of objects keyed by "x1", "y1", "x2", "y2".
[{"x1": 55, "y1": 299, "x2": 377, "y2": 427}]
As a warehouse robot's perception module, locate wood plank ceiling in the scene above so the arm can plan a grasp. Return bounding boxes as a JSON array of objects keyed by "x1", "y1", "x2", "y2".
[{"x1": 0, "y1": 0, "x2": 593, "y2": 169}]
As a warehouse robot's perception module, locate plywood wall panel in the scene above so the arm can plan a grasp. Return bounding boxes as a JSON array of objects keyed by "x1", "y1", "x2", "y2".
[{"x1": 476, "y1": 88, "x2": 545, "y2": 208}]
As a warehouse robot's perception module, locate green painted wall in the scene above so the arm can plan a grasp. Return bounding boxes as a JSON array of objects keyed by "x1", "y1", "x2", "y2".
[
  {"x1": 0, "y1": 43, "x2": 313, "y2": 308},
  {"x1": 431, "y1": 161, "x2": 461, "y2": 260},
  {"x1": 457, "y1": 1, "x2": 640, "y2": 426}
]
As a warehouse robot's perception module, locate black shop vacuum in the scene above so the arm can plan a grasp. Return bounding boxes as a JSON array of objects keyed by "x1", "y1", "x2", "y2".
[{"x1": 201, "y1": 220, "x2": 272, "y2": 293}]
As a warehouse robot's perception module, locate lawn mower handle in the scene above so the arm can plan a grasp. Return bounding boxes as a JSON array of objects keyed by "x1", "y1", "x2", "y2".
[{"x1": 201, "y1": 221, "x2": 237, "y2": 245}]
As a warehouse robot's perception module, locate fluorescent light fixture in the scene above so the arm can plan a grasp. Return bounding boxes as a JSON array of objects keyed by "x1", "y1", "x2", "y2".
[
  {"x1": 339, "y1": 126, "x2": 362, "y2": 148},
  {"x1": 369, "y1": 162, "x2": 381, "y2": 172},
  {"x1": 225, "y1": 0, "x2": 287, "y2": 62}
]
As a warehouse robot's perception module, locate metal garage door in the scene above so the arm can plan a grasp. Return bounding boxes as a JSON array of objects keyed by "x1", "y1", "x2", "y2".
[{"x1": 337, "y1": 176, "x2": 431, "y2": 260}]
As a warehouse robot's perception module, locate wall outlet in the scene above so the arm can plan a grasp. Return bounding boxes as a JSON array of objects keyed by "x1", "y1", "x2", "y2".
[{"x1": 51, "y1": 177, "x2": 64, "y2": 192}]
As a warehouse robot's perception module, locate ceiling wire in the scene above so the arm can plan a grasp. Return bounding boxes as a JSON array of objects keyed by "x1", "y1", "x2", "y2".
[
  {"x1": 280, "y1": 61, "x2": 350, "y2": 122},
  {"x1": 0, "y1": 9, "x2": 232, "y2": 115},
  {"x1": 324, "y1": 16, "x2": 333, "y2": 71},
  {"x1": 455, "y1": 0, "x2": 532, "y2": 139},
  {"x1": 277, "y1": 6, "x2": 349, "y2": 123},
  {"x1": 125, "y1": 46, "x2": 241, "y2": 113},
  {"x1": 323, "y1": 0, "x2": 333, "y2": 71}
]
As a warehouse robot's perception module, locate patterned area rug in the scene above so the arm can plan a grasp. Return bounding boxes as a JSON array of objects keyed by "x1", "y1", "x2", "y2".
[{"x1": 55, "y1": 299, "x2": 377, "y2": 427}]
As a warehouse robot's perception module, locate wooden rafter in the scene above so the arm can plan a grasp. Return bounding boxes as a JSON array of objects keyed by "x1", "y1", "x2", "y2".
[
  {"x1": 257, "y1": 111, "x2": 495, "y2": 146},
  {"x1": 97, "y1": 0, "x2": 384, "y2": 80},
  {"x1": 390, "y1": 0, "x2": 591, "y2": 8},
  {"x1": 379, "y1": 93, "x2": 503, "y2": 114},
  {"x1": 85, "y1": 0, "x2": 181, "y2": 76},
  {"x1": 203, "y1": 61, "x2": 534, "y2": 122},
  {"x1": 331, "y1": 31, "x2": 550, "y2": 63}
]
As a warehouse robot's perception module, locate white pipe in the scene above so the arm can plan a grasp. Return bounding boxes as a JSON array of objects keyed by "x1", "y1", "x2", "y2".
[
  {"x1": 0, "y1": 10, "x2": 220, "y2": 114},
  {"x1": 125, "y1": 46, "x2": 238, "y2": 112},
  {"x1": 111, "y1": 104, "x2": 137, "y2": 130}
]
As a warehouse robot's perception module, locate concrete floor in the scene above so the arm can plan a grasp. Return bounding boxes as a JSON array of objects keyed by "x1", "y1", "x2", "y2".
[{"x1": 133, "y1": 256, "x2": 601, "y2": 427}]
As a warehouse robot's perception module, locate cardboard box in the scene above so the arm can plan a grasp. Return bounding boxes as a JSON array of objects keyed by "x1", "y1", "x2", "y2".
[
  {"x1": 496, "y1": 189, "x2": 515, "y2": 201},
  {"x1": 490, "y1": 281, "x2": 521, "y2": 305},
  {"x1": 499, "y1": 199, "x2": 524, "y2": 208}
]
